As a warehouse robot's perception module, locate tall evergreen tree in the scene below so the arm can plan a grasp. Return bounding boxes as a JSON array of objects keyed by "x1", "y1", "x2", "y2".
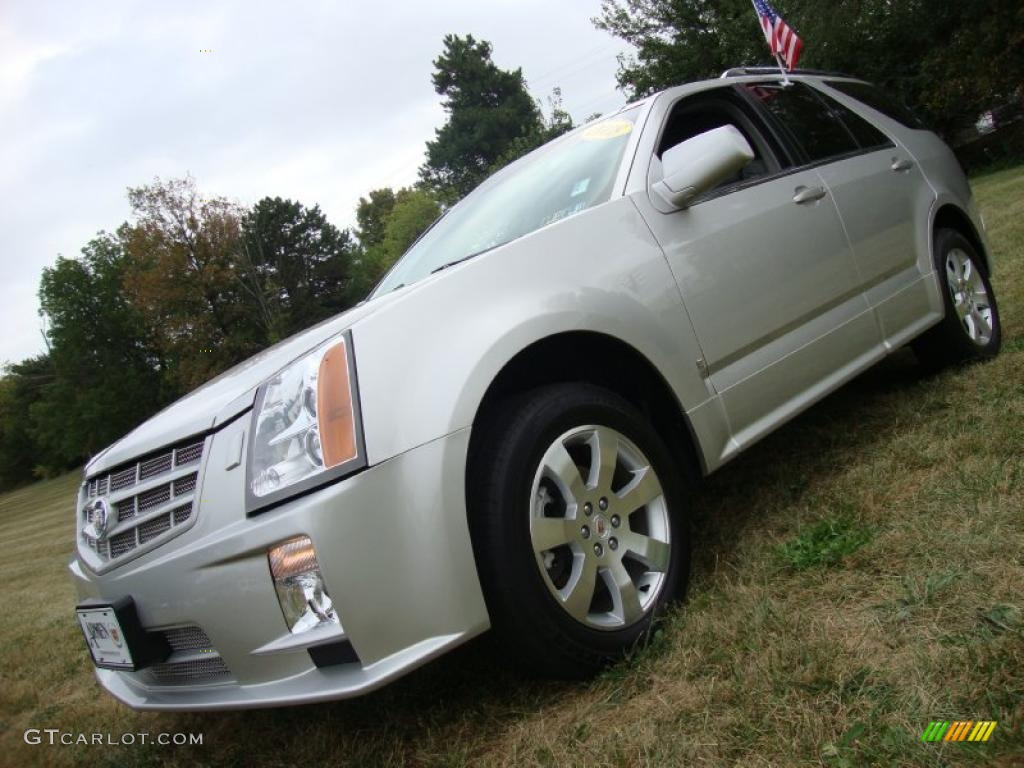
[
  {"x1": 239, "y1": 197, "x2": 357, "y2": 341},
  {"x1": 419, "y1": 34, "x2": 544, "y2": 203}
]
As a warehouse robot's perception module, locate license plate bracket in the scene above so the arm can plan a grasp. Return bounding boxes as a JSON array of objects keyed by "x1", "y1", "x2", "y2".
[{"x1": 76, "y1": 597, "x2": 171, "y2": 671}]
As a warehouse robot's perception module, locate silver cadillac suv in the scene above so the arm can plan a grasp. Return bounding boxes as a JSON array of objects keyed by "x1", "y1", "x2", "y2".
[{"x1": 71, "y1": 70, "x2": 1001, "y2": 710}]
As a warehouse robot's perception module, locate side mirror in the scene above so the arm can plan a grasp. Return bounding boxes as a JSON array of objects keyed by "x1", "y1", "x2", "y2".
[{"x1": 652, "y1": 125, "x2": 756, "y2": 209}]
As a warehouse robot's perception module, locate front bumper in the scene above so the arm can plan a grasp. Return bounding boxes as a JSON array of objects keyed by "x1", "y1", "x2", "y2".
[{"x1": 69, "y1": 419, "x2": 488, "y2": 711}]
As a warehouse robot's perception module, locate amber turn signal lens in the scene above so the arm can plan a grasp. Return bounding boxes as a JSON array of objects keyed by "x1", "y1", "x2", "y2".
[
  {"x1": 268, "y1": 535, "x2": 319, "y2": 581},
  {"x1": 267, "y1": 536, "x2": 340, "y2": 634},
  {"x1": 317, "y1": 341, "x2": 357, "y2": 468}
]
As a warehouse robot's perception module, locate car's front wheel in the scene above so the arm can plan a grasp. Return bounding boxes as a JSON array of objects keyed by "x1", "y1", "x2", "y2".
[
  {"x1": 914, "y1": 228, "x2": 1001, "y2": 369},
  {"x1": 469, "y1": 383, "x2": 690, "y2": 678}
]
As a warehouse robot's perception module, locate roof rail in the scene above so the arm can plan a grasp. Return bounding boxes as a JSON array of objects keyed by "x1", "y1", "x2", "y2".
[{"x1": 719, "y1": 67, "x2": 857, "y2": 79}]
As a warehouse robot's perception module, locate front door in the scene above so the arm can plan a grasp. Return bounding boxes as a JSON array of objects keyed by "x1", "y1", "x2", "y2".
[{"x1": 630, "y1": 87, "x2": 882, "y2": 456}]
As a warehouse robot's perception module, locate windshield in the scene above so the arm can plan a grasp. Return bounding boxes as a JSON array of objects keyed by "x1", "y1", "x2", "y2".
[{"x1": 372, "y1": 108, "x2": 641, "y2": 296}]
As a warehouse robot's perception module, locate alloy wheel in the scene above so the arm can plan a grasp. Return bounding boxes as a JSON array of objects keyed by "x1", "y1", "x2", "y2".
[
  {"x1": 945, "y1": 248, "x2": 994, "y2": 346},
  {"x1": 529, "y1": 425, "x2": 671, "y2": 630}
]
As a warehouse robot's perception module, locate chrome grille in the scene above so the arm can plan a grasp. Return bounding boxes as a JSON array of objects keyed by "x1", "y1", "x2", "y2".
[
  {"x1": 110, "y1": 467, "x2": 136, "y2": 491},
  {"x1": 80, "y1": 437, "x2": 206, "y2": 569},
  {"x1": 116, "y1": 498, "x2": 136, "y2": 522},
  {"x1": 172, "y1": 503, "x2": 192, "y2": 525},
  {"x1": 139, "y1": 453, "x2": 172, "y2": 480},
  {"x1": 109, "y1": 530, "x2": 136, "y2": 558},
  {"x1": 173, "y1": 474, "x2": 196, "y2": 496},
  {"x1": 138, "y1": 485, "x2": 170, "y2": 512},
  {"x1": 174, "y1": 442, "x2": 203, "y2": 466},
  {"x1": 138, "y1": 513, "x2": 172, "y2": 543},
  {"x1": 133, "y1": 625, "x2": 232, "y2": 686}
]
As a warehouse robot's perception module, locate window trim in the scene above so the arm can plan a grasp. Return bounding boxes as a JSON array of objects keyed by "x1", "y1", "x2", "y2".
[
  {"x1": 737, "y1": 81, "x2": 895, "y2": 170},
  {"x1": 641, "y1": 80, "x2": 901, "y2": 212},
  {"x1": 822, "y1": 79, "x2": 928, "y2": 131},
  {"x1": 645, "y1": 85, "x2": 799, "y2": 207},
  {"x1": 801, "y1": 83, "x2": 895, "y2": 153}
]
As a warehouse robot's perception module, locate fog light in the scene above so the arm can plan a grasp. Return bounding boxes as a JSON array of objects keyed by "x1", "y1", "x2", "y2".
[{"x1": 268, "y1": 536, "x2": 340, "y2": 634}]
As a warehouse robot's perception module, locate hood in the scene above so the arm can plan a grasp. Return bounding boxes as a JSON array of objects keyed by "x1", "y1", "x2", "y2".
[{"x1": 85, "y1": 295, "x2": 393, "y2": 477}]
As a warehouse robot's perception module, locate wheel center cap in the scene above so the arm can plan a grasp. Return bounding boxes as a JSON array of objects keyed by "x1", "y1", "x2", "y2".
[{"x1": 592, "y1": 514, "x2": 609, "y2": 539}]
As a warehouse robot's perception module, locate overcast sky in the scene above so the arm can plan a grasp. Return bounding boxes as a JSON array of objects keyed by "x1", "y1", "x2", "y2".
[{"x1": 0, "y1": 0, "x2": 629, "y2": 365}]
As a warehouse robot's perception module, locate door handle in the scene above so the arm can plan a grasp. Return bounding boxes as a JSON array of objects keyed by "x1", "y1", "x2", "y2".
[
  {"x1": 891, "y1": 158, "x2": 914, "y2": 172},
  {"x1": 793, "y1": 185, "x2": 827, "y2": 204}
]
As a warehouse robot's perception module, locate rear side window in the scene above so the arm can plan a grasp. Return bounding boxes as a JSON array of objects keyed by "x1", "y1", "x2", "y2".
[
  {"x1": 826, "y1": 80, "x2": 927, "y2": 130},
  {"x1": 815, "y1": 91, "x2": 893, "y2": 150},
  {"x1": 743, "y1": 83, "x2": 858, "y2": 163}
]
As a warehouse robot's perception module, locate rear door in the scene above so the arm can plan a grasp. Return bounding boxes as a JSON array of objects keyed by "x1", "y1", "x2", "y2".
[
  {"x1": 745, "y1": 81, "x2": 937, "y2": 346},
  {"x1": 629, "y1": 85, "x2": 882, "y2": 457}
]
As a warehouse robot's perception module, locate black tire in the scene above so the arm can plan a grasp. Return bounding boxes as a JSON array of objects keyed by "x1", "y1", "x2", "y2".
[
  {"x1": 468, "y1": 383, "x2": 691, "y2": 678},
  {"x1": 913, "y1": 228, "x2": 1001, "y2": 370}
]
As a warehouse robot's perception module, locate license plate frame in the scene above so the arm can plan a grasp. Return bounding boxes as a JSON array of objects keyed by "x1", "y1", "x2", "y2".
[
  {"x1": 75, "y1": 597, "x2": 171, "y2": 671},
  {"x1": 77, "y1": 604, "x2": 134, "y2": 669}
]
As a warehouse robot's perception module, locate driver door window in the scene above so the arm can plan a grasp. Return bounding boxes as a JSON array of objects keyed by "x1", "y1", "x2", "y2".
[{"x1": 651, "y1": 93, "x2": 791, "y2": 199}]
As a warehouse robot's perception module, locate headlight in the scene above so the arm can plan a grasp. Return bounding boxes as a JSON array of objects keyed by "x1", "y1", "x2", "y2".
[{"x1": 246, "y1": 331, "x2": 365, "y2": 512}]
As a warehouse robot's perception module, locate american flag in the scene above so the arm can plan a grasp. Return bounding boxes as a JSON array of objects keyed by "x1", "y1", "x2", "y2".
[{"x1": 751, "y1": 0, "x2": 804, "y2": 71}]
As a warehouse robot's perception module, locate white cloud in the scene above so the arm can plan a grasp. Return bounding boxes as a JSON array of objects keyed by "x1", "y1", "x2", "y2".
[{"x1": 0, "y1": 0, "x2": 627, "y2": 365}]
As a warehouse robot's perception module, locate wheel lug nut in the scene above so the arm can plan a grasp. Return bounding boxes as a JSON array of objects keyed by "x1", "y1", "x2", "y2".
[
  {"x1": 609, "y1": 537, "x2": 618, "y2": 551},
  {"x1": 593, "y1": 543, "x2": 603, "y2": 556},
  {"x1": 598, "y1": 497, "x2": 608, "y2": 511},
  {"x1": 610, "y1": 514, "x2": 620, "y2": 528},
  {"x1": 581, "y1": 525, "x2": 590, "y2": 539},
  {"x1": 583, "y1": 502, "x2": 592, "y2": 516}
]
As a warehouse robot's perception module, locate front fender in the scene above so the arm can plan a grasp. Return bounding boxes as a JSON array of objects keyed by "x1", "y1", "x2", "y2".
[{"x1": 350, "y1": 197, "x2": 710, "y2": 467}]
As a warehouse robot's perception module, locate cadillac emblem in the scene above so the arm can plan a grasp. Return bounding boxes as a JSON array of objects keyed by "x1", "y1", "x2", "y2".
[{"x1": 83, "y1": 498, "x2": 110, "y2": 541}]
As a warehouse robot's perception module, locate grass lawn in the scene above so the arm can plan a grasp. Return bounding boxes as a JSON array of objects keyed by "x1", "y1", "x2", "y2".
[{"x1": 1, "y1": 167, "x2": 1022, "y2": 768}]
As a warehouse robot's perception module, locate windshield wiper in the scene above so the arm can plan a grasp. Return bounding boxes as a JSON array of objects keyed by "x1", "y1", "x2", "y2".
[{"x1": 429, "y1": 245, "x2": 498, "y2": 275}]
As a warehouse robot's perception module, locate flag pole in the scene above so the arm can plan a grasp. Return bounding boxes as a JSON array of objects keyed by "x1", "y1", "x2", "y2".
[
  {"x1": 751, "y1": 0, "x2": 795, "y2": 86},
  {"x1": 774, "y1": 52, "x2": 792, "y2": 86}
]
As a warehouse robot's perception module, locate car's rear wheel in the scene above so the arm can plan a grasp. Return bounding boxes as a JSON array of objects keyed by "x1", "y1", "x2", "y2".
[
  {"x1": 469, "y1": 383, "x2": 690, "y2": 678},
  {"x1": 914, "y1": 228, "x2": 1001, "y2": 369}
]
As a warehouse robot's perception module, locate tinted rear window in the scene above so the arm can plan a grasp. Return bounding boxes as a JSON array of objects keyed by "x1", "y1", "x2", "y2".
[
  {"x1": 826, "y1": 80, "x2": 927, "y2": 130},
  {"x1": 815, "y1": 91, "x2": 893, "y2": 150},
  {"x1": 743, "y1": 83, "x2": 858, "y2": 163}
]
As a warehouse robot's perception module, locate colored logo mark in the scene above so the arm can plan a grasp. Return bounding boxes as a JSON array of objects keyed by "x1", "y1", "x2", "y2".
[{"x1": 921, "y1": 721, "x2": 997, "y2": 742}]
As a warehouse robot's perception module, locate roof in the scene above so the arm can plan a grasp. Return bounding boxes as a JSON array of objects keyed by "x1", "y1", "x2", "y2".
[{"x1": 719, "y1": 66, "x2": 859, "y2": 79}]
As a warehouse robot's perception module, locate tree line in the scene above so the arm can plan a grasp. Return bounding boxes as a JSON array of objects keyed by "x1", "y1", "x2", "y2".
[
  {"x1": 4, "y1": 3, "x2": 1020, "y2": 487},
  {"x1": 0, "y1": 34, "x2": 572, "y2": 487},
  {"x1": 595, "y1": 0, "x2": 1024, "y2": 139}
]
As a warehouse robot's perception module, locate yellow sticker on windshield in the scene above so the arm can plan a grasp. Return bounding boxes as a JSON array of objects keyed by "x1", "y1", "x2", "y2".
[{"x1": 581, "y1": 119, "x2": 633, "y2": 141}]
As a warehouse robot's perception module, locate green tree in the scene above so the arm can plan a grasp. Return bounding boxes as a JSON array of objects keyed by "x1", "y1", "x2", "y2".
[
  {"x1": 489, "y1": 86, "x2": 576, "y2": 172},
  {"x1": 380, "y1": 188, "x2": 441, "y2": 262},
  {"x1": 355, "y1": 188, "x2": 398, "y2": 250},
  {"x1": 594, "y1": 0, "x2": 765, "y2": 97},
  {"x1": 239, "y1": 197, "x2": 357, "y2": 341},
  {"x1": 350, "y1": 187, "x2": 442, "y2": 298},
  {"x1": 420, "y1": 34, "x2": 544, "y2": 203},
  {"x1": 121, "y1": 176, "x2": 260, "y2": 391},
  {"x1": 0, "y1": 356, "x2": 53, "y2": 486},
  {"x1": 33, "y1": 232, "x2": 165, "y2": 470},
  {"x1": 595, "y1": 0, "x2": 1024, "y2": 138}
]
